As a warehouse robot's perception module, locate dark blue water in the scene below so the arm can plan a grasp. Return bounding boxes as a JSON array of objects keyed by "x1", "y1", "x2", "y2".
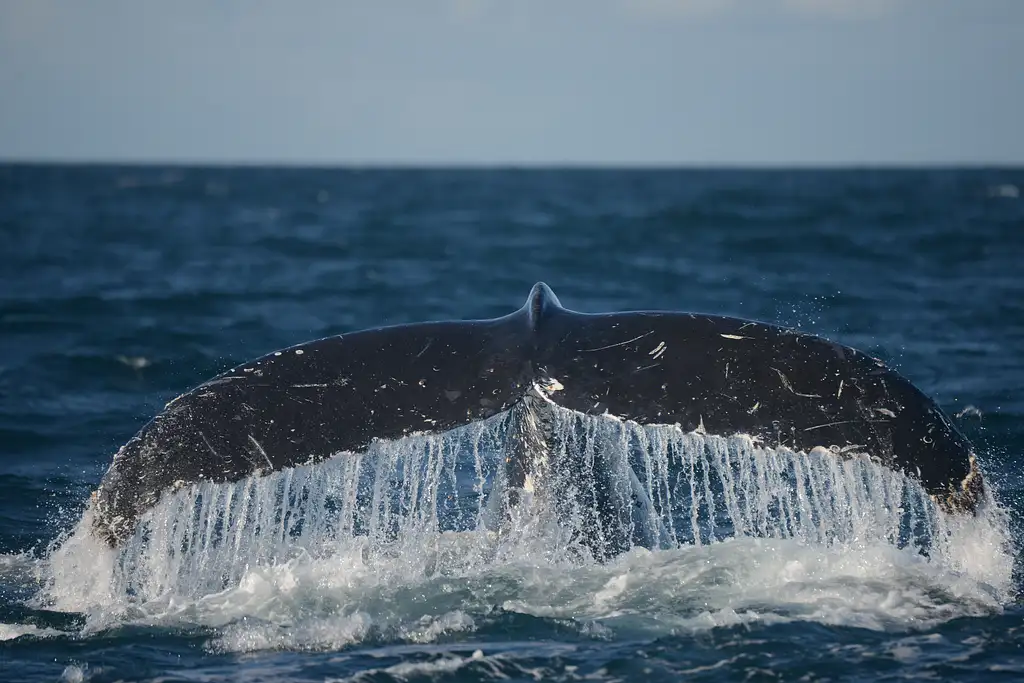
[{"x1": 1, "y1": 165, "x2": 1023, "y2": 681}]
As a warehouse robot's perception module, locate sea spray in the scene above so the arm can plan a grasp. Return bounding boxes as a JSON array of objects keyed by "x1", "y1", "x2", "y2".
[{"x1": 39, "y1": 405, "x2": 1013, "y2": 619}]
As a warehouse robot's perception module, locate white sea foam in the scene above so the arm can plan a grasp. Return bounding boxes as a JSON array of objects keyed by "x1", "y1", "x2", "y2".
[
  {"x1": 59, "y1": 664, "x2": 88, "y2": 683},
  {"x1": 325, "y1": 648, "x2": 501, "y2": 683},
  {"x1": 35, "y1": 407, "x2": 1014, "y2": 651},
  {"x1": 0, "y1": 622, "x2": 62, "y2": 641}
]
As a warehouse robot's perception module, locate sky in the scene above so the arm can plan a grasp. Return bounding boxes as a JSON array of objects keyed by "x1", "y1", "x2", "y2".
[{"x1": 0, "y1": 0, "x2": 1021, "y2": 165}]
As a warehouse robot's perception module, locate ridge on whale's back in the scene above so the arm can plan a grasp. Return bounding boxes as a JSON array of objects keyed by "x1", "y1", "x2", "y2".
[{"x1": 89, "y1": 282, "x2": 984, "y2": 547}]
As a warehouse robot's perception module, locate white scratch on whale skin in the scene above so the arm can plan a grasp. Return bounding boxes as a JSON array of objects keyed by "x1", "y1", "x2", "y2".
[
  {"x1": 648, "y1": 341, "x2": 667, "y2": 359},
  {"x1": 720, "y1": 333, "x2": 749, "y2": 340},
  {"x1": 247, "y1": 435, "x2": 274, "y2": 469},
  {"x1": 579, "y1": 331, "x2": 654, "y2": 353},
  {"x1": 198, "y1": 431, "x2": 220, "y2": 459},
  {"x1": 771, "y1": 367, "x2": 822, "y2": 398},
  {"x1": 803, "y1": 420, "x2": 857, "y2": 432},
  {"x1": 206, "y1": 375, "x2": 246, "y2": 384},
  {"x1": 415, "y1": 340, "x2": 433, "y2": 358},
  {"x1": 634, "y1": 362, "x2": 661, "y2": 373}
]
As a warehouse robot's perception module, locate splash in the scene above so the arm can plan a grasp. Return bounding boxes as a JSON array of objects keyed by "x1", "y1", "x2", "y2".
[{"x1": 36, "y1": 406, "x2": 1014, "y2": 645}]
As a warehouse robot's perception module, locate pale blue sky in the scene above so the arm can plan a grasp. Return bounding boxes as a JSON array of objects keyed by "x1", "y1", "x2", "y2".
[{"x1": 1, "y1": 0, "x2": 1021, "y2": 165}]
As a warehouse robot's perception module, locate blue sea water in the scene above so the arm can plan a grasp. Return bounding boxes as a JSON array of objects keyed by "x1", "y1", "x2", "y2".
[{"x1": 1, "y1": 165, "x2": 1023, "y2": 681}]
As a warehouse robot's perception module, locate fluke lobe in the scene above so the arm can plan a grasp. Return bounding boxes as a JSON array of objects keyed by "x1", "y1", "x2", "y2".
[{"x1": 91, "y1": 283, "x2": 984, "y2": 547}]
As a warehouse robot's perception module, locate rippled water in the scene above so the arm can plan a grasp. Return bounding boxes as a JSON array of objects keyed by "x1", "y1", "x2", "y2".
[{"x1": 1, "y1": 165, "x2": 1023, "y2": 681}]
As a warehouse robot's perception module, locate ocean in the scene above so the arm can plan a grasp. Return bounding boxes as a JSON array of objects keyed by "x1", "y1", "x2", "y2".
[{"x1": 1, "y1": 165, "x2": 1022, "y2": 681}]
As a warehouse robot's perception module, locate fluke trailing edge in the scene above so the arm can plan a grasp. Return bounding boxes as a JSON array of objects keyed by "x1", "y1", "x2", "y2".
[{"x1": 91, "y1": 283, "x2": 984, "y2": 546}]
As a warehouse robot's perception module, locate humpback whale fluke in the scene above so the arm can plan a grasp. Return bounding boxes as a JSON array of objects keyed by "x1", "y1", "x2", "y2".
[{"x1": 91, "y1": 283, "x2": 984, "y2": 547}]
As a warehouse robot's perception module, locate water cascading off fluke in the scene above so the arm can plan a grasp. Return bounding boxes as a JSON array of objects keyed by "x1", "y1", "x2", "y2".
[{"x1": 93, "y1": 406, "x2": 957, "y2": 604}]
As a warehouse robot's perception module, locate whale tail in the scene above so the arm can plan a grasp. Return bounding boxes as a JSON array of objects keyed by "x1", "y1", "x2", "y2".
[{"x1": 91, "y1": 283, "x2": 984, "y2": 549}]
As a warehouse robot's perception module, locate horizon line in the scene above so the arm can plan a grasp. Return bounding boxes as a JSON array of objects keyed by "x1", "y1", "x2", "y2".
[{"x1": 2, "y1": 158, "x2": 1023, "y2": 171}]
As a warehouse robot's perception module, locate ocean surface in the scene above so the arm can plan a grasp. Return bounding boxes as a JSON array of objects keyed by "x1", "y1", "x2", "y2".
[{"x1": 1, "y1": 165, "x2": 1022, "y2": 682}]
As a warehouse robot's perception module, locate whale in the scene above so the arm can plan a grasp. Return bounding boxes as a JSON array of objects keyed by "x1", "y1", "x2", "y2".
[{"x1": 90, "y1": 283, "x2": 984, "y2": 550}]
